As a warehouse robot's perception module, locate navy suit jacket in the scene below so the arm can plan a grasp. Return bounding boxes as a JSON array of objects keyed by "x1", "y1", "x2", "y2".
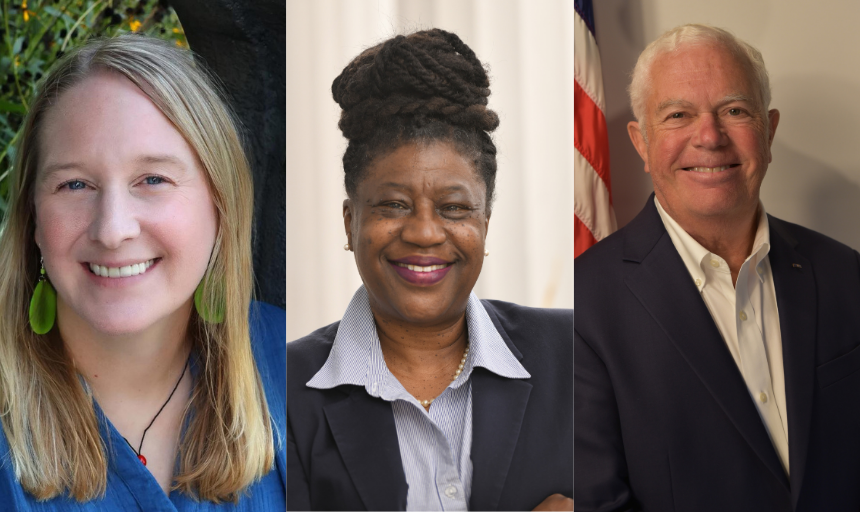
[
  {"x1": 575, "y1": 196, "x2": 860, "y2": 511},
  {"x1": 287, "y1": 300, "x2": 572, "y2": 511}
]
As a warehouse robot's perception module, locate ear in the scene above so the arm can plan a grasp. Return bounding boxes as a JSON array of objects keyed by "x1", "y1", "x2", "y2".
[
  {"x1": 627, "y1": 120, "x2": 651, "y2": 173},
  {"x1": 343, "y1": 198, "x2": 354, "y2": 250},
  {"x1": 766, "y1": 109, "x2": 780, "y2": 163}
]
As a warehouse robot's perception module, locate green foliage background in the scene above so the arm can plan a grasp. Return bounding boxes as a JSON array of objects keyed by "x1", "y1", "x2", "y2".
[{"x1": 0, "y1": 0, "x2": 185, "y2": 218}]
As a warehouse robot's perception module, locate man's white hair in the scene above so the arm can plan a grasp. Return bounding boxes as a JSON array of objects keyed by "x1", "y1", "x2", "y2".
[{"x1": 629, "y1": 24, "x2": 771, "y2": 132}]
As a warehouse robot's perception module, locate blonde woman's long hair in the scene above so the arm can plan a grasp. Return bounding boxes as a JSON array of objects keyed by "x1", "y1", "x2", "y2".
[{"x1": 0, "y1": 35, "x2": 273, "y2": 502}]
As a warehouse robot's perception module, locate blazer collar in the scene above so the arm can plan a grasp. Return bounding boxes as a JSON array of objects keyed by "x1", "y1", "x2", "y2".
[
  {"x1": 768, "y1": 216, "x2": 816, "y2": 508},
  {"x1": 323, "y1": 388, "x2": 409, "y2": 511},
  {"x1": 622, "y1": 195, "x2": 790, "y2": 489},
  {"x1": 470, "y1": 303, "x2": 533, "y2": 510}
]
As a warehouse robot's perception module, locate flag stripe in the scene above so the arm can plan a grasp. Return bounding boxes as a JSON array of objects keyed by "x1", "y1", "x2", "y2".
[
  {"x1": 574, "y1": 0, "x2": 615, "y2": 257},
  {"x1": 574, "y1": 80, "x2": 611, "y2": 196},
  {"x1": 573, "y1": 0, "x2": 595, "y2": 36},
  {"x1": 574, "y1": 150, "x2": 616, "y2": 243},
  {"x1": 574, "y1": 13, "x2": 605, "y2": 112},
  {"x1": 574, "y1": 217, "x2": 598, "y2": 259}
]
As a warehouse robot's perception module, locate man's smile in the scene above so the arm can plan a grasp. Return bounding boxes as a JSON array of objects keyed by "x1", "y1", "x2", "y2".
[{"x1": 683, "y1": 164, "x2": 740, "y2": 173}]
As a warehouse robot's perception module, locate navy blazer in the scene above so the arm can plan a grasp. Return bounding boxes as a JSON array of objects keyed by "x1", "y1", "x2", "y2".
[
  {"x1": 287, "y1": 299, "x2": 572, "y2": 511},
  {"x1": 575, "y1": 196, "x2": 860, "y2": 511}
]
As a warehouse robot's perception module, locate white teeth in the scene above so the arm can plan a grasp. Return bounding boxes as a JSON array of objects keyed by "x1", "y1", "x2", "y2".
[
  {"x1": 88, "y1": 259, "x2": 156, "y2": 278},
  {"x1": 688, "y1": 165, "x2": 731, "y2": 173},
  {"x1": 396, "y1": 262, "x2": 449, "y2": 273}
]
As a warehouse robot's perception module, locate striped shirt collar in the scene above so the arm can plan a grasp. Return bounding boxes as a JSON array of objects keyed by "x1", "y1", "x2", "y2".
[{"x1": 306, "y1": 286, "x2": 530, "y2": 397}]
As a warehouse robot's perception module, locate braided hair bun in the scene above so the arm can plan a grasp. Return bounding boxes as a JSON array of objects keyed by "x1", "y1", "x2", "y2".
[{"x1": 332, "y1": 29, "x2": 499, "y2": 208}]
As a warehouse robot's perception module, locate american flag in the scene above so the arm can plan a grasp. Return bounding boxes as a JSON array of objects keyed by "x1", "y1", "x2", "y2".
[{"x1": 574, "y1": 0, "x2": 616, "y2": 258}]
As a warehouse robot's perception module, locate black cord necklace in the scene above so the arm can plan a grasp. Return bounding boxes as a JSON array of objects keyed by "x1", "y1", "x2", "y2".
[{"x1": 122, "y1": 358, "x2": 189, "y2": 466}]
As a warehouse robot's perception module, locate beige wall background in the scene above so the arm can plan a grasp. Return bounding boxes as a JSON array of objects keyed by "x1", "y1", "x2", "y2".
[
  {"x1": 593, "y1": 1, "x2": 860, "y2": 247},
  {"x1": 287, "y1": 0, "x2": 573, "y2": 341}
]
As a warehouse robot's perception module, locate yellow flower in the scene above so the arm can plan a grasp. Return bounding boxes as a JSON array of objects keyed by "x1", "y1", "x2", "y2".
[
  {"x1": 129, "y1": 19, "x2": 141, "y2": 32},
  {"x1": 22, "y1": 0, "x2": 35, "y2": 22}
]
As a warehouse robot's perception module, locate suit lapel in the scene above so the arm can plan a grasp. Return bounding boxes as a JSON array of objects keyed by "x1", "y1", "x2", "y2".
[
  {"x1": 623, "y1": 198, "x2": 789, "y2": 489},
  {"x1": 768, "y1": 217, "x2": 816, "y2": 508},
  {"x1": 469, "y1": 304, "x2": 533, "y2": 510},
  {"x1": 324, "y1": 389, "x2": 408, "y2": 511},
  {"x1": 469, "y1": 369, "x2": 533, "y2": 511}
]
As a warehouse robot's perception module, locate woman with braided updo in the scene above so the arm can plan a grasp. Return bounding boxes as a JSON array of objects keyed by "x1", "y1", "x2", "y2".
[{"x1": 287, "y1": 29, "x2": 572, "y2": 511}]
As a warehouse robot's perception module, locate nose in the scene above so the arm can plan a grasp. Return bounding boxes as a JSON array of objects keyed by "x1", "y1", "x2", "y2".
[
  {"x1": 88, "y1": 187, "x2": 140, "y2": 249},
  {"x1": 692, "y1": 113, "x2": 729, "y2": 149},
  {"x1": 400, "y1": 202, "x2": 447, "y2": 247}
]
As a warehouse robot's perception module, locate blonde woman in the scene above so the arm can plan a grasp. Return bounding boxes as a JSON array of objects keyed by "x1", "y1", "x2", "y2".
[{"x1": 0, "y1": 35, "x2": 285, "y2": 509}]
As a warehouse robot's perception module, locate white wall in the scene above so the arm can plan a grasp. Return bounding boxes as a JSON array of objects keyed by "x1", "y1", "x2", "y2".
[
  {"x1": 592, "y1": 0, "x2": 860, "y2": 251},
  {"x1": 286, "y1": 0, "x2": 573, "y2": 341}
]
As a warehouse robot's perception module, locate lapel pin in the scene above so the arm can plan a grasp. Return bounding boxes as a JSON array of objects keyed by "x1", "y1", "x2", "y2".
[{"x1": 792, "y1": 263, "x2": 802, "y2": 269}]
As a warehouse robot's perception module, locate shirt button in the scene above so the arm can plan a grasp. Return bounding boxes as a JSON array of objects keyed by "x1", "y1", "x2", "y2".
[
  {"x1": 444, "y1": 485, "x2": 457, "y2": 498},
  {"x1": 739, "y1": 310, "x2": 748, "y2": 321},
  {"x1": 757, "y1": 266, "x2": 764, "y2": 275},
  {"x1": 694, "y1": 278, "x2": 702, "y2": 287},
  {"x1": 710, "y1": 260, "x2": 720, "y2": 268},
  {"x1": 759, "y1": 392, "x2": 768, "y2": 403}
]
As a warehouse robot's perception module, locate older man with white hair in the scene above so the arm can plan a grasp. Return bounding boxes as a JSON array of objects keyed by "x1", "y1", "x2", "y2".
[{"x1": 575, "y1": 24, "x2": 860, "y2": 511}]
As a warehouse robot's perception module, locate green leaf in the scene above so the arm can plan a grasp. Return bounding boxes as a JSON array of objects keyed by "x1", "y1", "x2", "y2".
[
  {"x1": 5, "y1": 142, "x2": 17, "y2": 164},
  {"x1": 0, "y1": 100, "x2": 25, "y2": 113},
  {"x1": 43, "y1": 6, "x2": 62, "y2": 18},
  {"x1": 12, "y1": 36, "x2": 23, "y2": 56}
]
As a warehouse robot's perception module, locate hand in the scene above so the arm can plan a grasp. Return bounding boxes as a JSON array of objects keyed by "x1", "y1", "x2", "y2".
[{"x1": 532, "y1": 493, "x2": 574, "y2": 511}]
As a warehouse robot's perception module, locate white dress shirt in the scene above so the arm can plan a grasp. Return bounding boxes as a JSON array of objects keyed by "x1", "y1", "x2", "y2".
[{"x1": 655, "y1": 197, "x2": 790, "y2": 475}]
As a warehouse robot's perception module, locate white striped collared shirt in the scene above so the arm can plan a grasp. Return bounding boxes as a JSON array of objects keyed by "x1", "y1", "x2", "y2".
[{"x1": 306, "y1": 286, "x2": 530, "y2": 510}]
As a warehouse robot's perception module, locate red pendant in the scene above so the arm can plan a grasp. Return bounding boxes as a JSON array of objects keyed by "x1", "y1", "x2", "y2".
[{"x1": 138, "y1": 454, "x2": 147, "y2": 466}]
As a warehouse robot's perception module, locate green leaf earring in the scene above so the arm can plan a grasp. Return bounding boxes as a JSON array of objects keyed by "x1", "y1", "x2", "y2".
[
  {"x1": 29, "y1": 258, "x2": 56, "y2": 335},
  {"x1": 194, "y1": 276, "x2": 224, "y2": 324}
]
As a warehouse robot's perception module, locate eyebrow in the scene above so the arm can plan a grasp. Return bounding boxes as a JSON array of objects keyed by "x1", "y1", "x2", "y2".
[
  {"x1": 38, "y1": 162, "x2": 85, "y2": 183},
  {"x1": 39, "y1": 154, "x2": 188, "y2": 181},
  {"x1": 376, "y1": 182, "x2": 471, "y2": 195},
  {"x1": 717, "y1": 94, "x2": 755, "y2": 107},
  {"x1": 133, "y1": 154, "x2": 187, "y2": 168},
  {"x1": 656, "y1": 94, "x2": 756, "y2": 114},
  {"x1": 655, "y1": 99, "x2": 692, "y2": 113},
  {"x1": 437, "y1": 184, "x2": 470, "y2": 195},
  {"x1": 378, "y1": 181, "x2": 411, "y2": 191}
]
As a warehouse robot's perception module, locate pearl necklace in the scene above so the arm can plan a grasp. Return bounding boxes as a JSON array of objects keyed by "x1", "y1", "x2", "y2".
[{"x1": 420, "y1": 342, "x2": 470, "y2": 408}]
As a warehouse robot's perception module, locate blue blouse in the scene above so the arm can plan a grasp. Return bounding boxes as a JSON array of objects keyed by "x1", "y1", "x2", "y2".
[{"x1": 0, "y1": 302, "x2": 286, "y2": 511}]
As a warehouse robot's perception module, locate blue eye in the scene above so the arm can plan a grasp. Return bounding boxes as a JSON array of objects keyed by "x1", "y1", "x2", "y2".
[
  {"x1": 63, "y1": 180, "x2": 86, "y2": 191},
  {"x1": 144, "y1": 176, "x2": 165, "y2": 185}
]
